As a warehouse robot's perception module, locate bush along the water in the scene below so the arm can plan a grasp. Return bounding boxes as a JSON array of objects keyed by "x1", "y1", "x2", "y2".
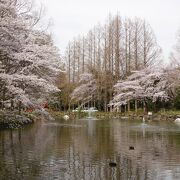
[
  {"x1": 0, "y1": 111, "x2": 34, "y2": 129},
  {"x1": 174, "y1": 88, "x2": 180, "y2": 110}
]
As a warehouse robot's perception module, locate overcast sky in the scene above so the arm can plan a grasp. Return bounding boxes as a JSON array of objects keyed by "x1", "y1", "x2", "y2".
[{"x1": 38, "y1": 0, "x2": 180, "y2": 61}]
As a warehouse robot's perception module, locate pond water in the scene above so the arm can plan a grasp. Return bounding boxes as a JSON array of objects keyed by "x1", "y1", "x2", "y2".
[{"x1": 0, "y1": 117, "x2": 180, "y2": 180}]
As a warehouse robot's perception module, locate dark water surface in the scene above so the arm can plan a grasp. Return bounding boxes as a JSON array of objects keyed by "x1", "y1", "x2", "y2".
[{"x1": 0, "y1": 118, "x2": 180, "y2": 180}]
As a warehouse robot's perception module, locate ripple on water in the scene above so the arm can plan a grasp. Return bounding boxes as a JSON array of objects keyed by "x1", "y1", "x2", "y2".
[
  {"x1": 43, "y1": 122, "x2": 85, "y2": 128},
  {"x1": 0, "y1": 119, "x2": 180, "y2": 179},
  {"x1": 79, "y1": 117, "x2": 102, "y2": 121}
]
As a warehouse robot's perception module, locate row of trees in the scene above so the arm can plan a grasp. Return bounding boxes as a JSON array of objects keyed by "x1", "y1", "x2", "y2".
[
  {"x1": 65, "y1": 15, "x2": 161, "y2": 82},
  {"x1": 110, "y1": 65, "x2": 180, "y2": 112},
  {"x1": 69, "y1": 63, "x2": 180, "y2": 112},
  {"x1": 63, "y1": 14, "x2": 161, "y2": 111},
  {"x1": 0, "y1": 0, "x2": 62, "y2": 112},
  {"x1": 110, "y1": 28, "x2": 180, "y2": 112},
  {"x1": 2, "y1": 1, "x2": 177, "y2": 113}
]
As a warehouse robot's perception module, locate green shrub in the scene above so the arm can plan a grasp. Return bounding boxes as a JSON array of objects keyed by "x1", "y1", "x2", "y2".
[{"x1": 174, "y1": 88, "x2": 180, "y2": 110}]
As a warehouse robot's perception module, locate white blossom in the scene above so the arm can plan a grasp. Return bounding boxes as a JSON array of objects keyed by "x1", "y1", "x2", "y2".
[
  {"x1": 0, "y1": 0, "x2": 62, "y2": 108},
  {"x1": 71, "y1": 73, "x2": 97, "y2": 104},
  {"x1": 111, "y1": 67, "x2": 172, "y2": 107}
]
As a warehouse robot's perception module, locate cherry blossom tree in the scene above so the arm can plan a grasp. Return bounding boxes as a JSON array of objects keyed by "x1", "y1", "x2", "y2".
[
  {"x1": 0, "y1": 0, "x2": 62, "y2": 110},
  {"x1": 70, "y1": 73, "x2": 97, "y2": 107},
  {"x1": 110, "y1": 67, "x2": 171, "y2": 112}
]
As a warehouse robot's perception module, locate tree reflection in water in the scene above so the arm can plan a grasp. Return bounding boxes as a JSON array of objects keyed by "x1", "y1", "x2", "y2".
[{"x1": 0, "y1": 119, "x2": 180, "y2": 179}]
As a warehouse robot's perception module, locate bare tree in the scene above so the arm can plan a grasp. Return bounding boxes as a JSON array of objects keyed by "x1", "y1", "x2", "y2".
[{"x1": 63, "y1": 14, "x2": 161, "y2": 110}]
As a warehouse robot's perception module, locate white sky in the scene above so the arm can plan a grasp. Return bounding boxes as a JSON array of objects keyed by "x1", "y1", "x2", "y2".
[{"x1": 38, "y1": 0, "x2": 180, "y2": 61}]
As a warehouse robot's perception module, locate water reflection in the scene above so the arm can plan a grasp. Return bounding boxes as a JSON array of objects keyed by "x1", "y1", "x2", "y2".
[{"x1": 0, "y1": 119, "x2": 180, "y2": 179}]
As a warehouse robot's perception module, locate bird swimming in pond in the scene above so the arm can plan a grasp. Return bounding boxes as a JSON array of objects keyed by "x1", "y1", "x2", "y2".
[
  {"x1": 129, "y1": 146, "x2": 135, "y2": 150},
  {"x1": 109, "y1": 162, "x2": 117, "y2": 167},
  {"x1": 63, "y1": 115, "x2": 69, "y2": 120},
  {"x1": 175, "y1": 118, "x2": 180, "y2": 123}
]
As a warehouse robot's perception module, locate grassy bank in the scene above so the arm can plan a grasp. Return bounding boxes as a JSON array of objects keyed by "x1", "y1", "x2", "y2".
[
  {"x1": 48, "y1": 109, "x2": 88, "y2": 120},
  {"x1": 0, "y1": 110, "x2": 38, "y2": 129},
  {"x1": 48, "y1": 109, "x2": 180, "y2": 121}
]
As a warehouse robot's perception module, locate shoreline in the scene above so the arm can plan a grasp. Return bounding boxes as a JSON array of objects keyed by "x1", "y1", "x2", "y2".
[
  {"x1": 0, "y1": 111, "x2": 36, "y2": 129},
  {"x1": 49, "y1": 110, "x2": 180, "y2": 121},
  {"x1": 0, "y1": 109, "x2": 179, "y2": 130}
]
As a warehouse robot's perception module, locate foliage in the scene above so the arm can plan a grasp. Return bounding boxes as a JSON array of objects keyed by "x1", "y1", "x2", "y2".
[
  {"x1": 110, "y1": 66, "x2": 174, "y2": 112},
  {"x1": 70, "y1": 73, "x2": 97, "y2": 106},
  {"x1": 64, "y1": 14, "x2": 161, "y2": 111},
  {"x1": 174, "y1": 88, "x2": 180, "y2": 109},
  {"x1": 0, "y1": 0, "x2": 62, "y2": 110}
]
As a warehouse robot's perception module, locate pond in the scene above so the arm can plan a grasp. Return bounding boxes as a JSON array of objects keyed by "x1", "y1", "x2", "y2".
[{"x1": 0, "y1": 117, "x2": 180, "y2": 179}]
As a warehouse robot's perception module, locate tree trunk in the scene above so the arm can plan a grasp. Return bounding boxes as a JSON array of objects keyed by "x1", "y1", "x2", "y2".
[
  {"x1": 11, "y1": 99, "x2": 14, "y2": 111},
  {"x1": 135, "y1": 99, "x2": 138, "y2": 113},
  {"x1": 18, "y1": 101, "x2": 22, "y2": 115},
  {"x1": 143, "y1": 100, "x2": 148, "y2": 114},
  {"x1": 128, "y1": 101, "x2": 130, "y2": 112}
]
